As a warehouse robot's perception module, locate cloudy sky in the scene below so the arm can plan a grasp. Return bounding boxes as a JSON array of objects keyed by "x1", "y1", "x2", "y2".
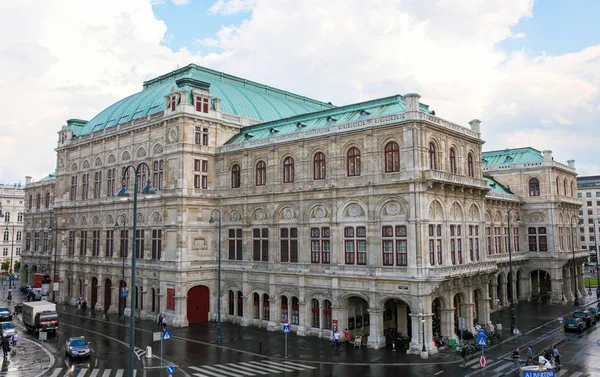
[{"x1": 1, "y1": 0, "x2": 599, "y2": 184}]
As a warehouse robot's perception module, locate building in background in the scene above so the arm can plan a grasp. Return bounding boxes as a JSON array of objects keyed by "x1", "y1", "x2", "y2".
[
  {"x1": 0, "y1": 182, "x2": 25, "y2": 277},
  {"x1": 19, "y1": 64, "x2": 585, "y2": 353},
  {"x1": 577, "y1": 175, "x2": 600, "y2": 263}
]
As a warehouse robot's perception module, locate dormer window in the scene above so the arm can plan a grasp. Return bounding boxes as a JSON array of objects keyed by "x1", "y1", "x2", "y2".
[
  {"x1": 118, "y1": 115, "x2": 129, "y2": 124},
  {"x1": 296, "y1": 122, "x2": 307, "y2": 128},
  {"x1": 195, "y1": 96, "x2": 209, "y2": 113},
  {"x1": 132, "y1": 110, "x2": 145, "y2": 120},
  {"x1": 359, "y1": 110, "x2": 370, "y2": 116},
  {"x1": 244, "y1": 133, "x2": 254, "y2": 140},
  {"x1": 171, "y1": 95, "x2": 176, "y2": 111},
  {"x1": 326, "y1": 116, "x2": 337, "y2": 123},
  {"x1": 92, "y1": 124, "x2": 103, "y2": 132},
  {"x1": 269, "y1": 128, "x2": 279, "y2": 134},
  {"x1": 105, "y1": 119, "x2": 117, "y2": 128}
]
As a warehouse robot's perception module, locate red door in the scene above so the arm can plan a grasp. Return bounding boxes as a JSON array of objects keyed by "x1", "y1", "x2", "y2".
[
  {"x1": 91, "y1": 278, "x2": 98, "y2": 309},
  {"x1": 187, "y1": 286, "x2": 209, "y2": 323}
]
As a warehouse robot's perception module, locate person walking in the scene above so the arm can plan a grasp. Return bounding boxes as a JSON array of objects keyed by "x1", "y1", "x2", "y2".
[
  {"x1": 1, "y1": 337, "x2": 9, "y2": 360},
  {"x1": 333, "y1": 329, "x2": 340, "y2": 349},
  {"x1": 526, "y1": 345, "x2": 533, "y2": 366},
  {"x1": 157, "y1": 313, "x2": 164, "y2": 329},
  {"x1": 553, "y1": 345, "x2": 561, "y2": 368},
  {"x1": 343, "y1": 328, "x2": 351, "y2": 347},
  {"x1": 10, "y1": 334, "x2": 17, "y2": 349}
]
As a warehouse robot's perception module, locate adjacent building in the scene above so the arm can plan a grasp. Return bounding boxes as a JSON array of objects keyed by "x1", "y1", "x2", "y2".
[
  {"x1": 576, "y1": 175, "x2": 600, "y2": 262},
  {"x1": 20, "y1": 64, "x2": 585, "y2": 354},
  {"x1": 0, "y1": 182, "x2": 25, "y2": 275}
]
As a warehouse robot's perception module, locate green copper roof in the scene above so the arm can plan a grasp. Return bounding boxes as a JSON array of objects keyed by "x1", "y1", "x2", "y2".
[
  {"x1": 39, "y1": 173, "x2": 56, "y2": 182},
  {"x1": 78, "y1": 64, "x2": 335, "y2": 136},
  {"x1": 483, "y1": 176, "x2": 513, "y2": 195},
  {"x1": 225, "y1": 95, "x2": 432, "y2": 145},
  {"x1": 482, "y1": 147, "x2": 543, "y2": 167}
]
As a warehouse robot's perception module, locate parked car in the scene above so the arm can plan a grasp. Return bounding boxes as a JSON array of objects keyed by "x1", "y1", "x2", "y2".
[
  {"x1": 0, "y1": 307, "x2": 12, "y2": 322},
  {"x1": 1, "y1": 322, "x2": 15, "y2": 338},
  {"x1": 564, "y1": 317, "x2": 586, "y2": 333},
  {"x1": 590, "y1": 307, "x2": 600, "y2": 320},
  {"x1": 13, "y1": 303, "x2": 23, "y2": 314},
  {"x1": 573, "y1": 310, "x2": 596, "y2": 327},
  {"x1": 65, "y1": 336, "x2": 91, "y2": 358}
]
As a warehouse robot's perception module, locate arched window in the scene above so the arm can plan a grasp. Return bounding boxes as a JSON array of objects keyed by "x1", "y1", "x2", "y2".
[
  {"x1": 253, "y1": 293, "x2": 260, "y2": 319},
  {"x1": 3, "y1": 212, "x2": 9, "y2": 223},
  {"x1": 313, "y1": 152, "x2": 326, "y2": 180},
  {"x1": 3, "y1": 231, "x2": 8, "y2": 242},
  {"x1": 45, "y1": 192, "x2": 50, "y2": 208},
  {"x1": 347, "y1": 147, "x2": 361, "y2": 176},
  {"x1": 231, "y1": 164, "x2": 241, "y2": 188},
  {"x1": 228, "y1": 290, "x2": 235, "y2": 315},
  {"x1": 263, "y1": 294, "x2": 270, "y2": 321},
  {"x1": 311, "y1": 298, "x2": 320, "y2": 328},
  {"x1": 255, "y1": 160, "x2": 266, "y2": 186},
  {"x1": 17, "y1": 213, "x2": 23, "y2": 222},
  {"x1": 467, "y1": 153, "x2": 474, "y2": 177},
  {"x1": 36, "y1": 194, "x2": 41, "y2": 209},
  {"x1": 384, "y1": 142, "x2": 400, "y2": 173},
  {"x1": 283, "y1": 157, "x2": 294, "y2": 183},
  {"x1": 571, "y1": 181, "x2": 574, "y2": 197},
  {"x1": 556, "y1": 177, "x2": 560, "y2": 195},
  {"x1": 563, "y1": 179, "x2": 567, "y2": 196},
  {"x1": 529, "y1": 178, "x2": 540, "y2": 196},
  {"x1": 281, "y1": 296, "x2": 289, "y2": 322},
  {"x1": 429, "y1": 143, "x2": 437, "y2": 170},
  {"x1": 449, "y1": 148, "x2": 457, "y2": 174}
]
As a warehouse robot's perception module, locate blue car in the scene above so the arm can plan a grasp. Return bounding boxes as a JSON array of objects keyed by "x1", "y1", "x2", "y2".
[{"x1": 65, "y1": 337, "x2": 91, "y2": 358}]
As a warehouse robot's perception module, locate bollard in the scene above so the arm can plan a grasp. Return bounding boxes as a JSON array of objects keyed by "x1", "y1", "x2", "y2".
[
  {"x1": 259, "y1": 340, "x2": 262, "y2": 354},
  {"x1": 146, "y1": 346, "x2": 152, "y2": 358},
  {"x1": 392, "y1": 340, "x2": 396, "y2": 352}
]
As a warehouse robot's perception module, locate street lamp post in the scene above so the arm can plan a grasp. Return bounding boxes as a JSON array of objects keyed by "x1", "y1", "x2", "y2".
[
  {"x1": 48, "y1": 219, "x2": 59, "y2": 303},
  {"x1": 115, "y1": 216, "x2": 127, "y2": 324},
  {"x1": 209, "y1": 209, "x2": 222, "y2": 345},
  {"x1": 5, "y1": 222, "x2": 15, "y2": 301},
  {"x1": 572, "y1": 218, "x2": 583, "y2": 307},
  {"x1": 421, "y1": 318, "x2": 426, "y2": 352},
  {"x1": 117, "y1": 162, "x2": 156, "y2": 377},
  {"x1": 506, "y1": 209, "x2": 520, "y2": 335}
]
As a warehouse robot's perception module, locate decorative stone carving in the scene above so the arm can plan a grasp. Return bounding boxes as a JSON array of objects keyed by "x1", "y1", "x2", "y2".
[
  {"x1": 71, "y1": 162, "x2": 78, "y2": 172},
  {"x1": 81, "y1": 217, "x2": 87, "y2": 226},
  {"x1": 315, "y1": 207, "x2": 325, "y2": 219},
  {"x1": 122, "y1": 151, "x2": 131, "y2": 161},
  {"x1": 152, "y1": 211, "x2": 162, "y2": 223},
  {"x1": 168, "y1": 128, "x2": 179, "y2": 143},
  {"x1": 256, "y1": 210, "x2": 266, "y2": 221},
  {"x1": 59, "y1": 158, "x2": 64, "y2": 168},
  {"x1": 283, "y1": 208, "x2": 293, "y2": 220},
  {"x1": 108, "y1": 154, "x2": 116, "y2": 164},
  {"x1": 231, "y1": 211, "x2": 240, "y2": 222},
  {"x1": 137, "y1": 148, "x2": 147, "y2": 158},
  {"x1": 428, "y1": 201, "x2": 443, "y2": 220},
  {"x1": 82, "y1": 160, "x2": 90, "y2": 169},
  {"x1": 348, "y1": 204, "x2": 360, "y2": 217},
  {"x1": 92, "y1": 216, "x2": 100, "y2": 225},
  {"x1": 386, "y1": 202, "x2": 400, "y2": 216},
  {"x1": 153, "y1": 143, "x2": 164, "y2": 155},
  {"x1": 95, "y1": 157, "x2": 102, "y2": 167},
  {"x1": 136, "y1": 212, "x2": 145, "y2": 224}
]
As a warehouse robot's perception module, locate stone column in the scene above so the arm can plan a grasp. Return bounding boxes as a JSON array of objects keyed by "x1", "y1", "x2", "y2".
[
  {"x1": 500, "y1": 280, "x2": 508, "y2": 306},
  {"x1": 440, "y1": 308, "x2": 456, "y2": 339},
  {"x1": 578, "y1": 266, "x2": 587, "y2": 298},
  {"x1": 551, "y1": 278, "x2": 563, "y2": 304},
  {"x1": 268, "y1": 296, "x2": 278, "y2": 331},
  {"x1": 461, "y1": 303, "x2": 475, "y2": 329},
  {"x1": 173, "y1": 291, "x2": 188, "y2": 327},
  {"x1": 521, "y1": 273, "x2": 531, "y2": 301},
  {"x1": 489, "y1": 280, "x2": 498, "y2": 310},
  {"x1": 479, "y1": 298, "x2": 491, "y2": 327},
  {"x1": 564, "y1": 272, "x2": 573, "y2": 302},
  {"x1": 317, "y1": 299, "x2": 324, "y2": 339},
  {"x1": 367, "y1": 309, "x2": 386, "y2": 349},
  {"x1": 296, "y1": 302, "x2": 308, "y2": 336},
  {"x1": 109, "y1": 286, "x2": 118, "y2": 314}
]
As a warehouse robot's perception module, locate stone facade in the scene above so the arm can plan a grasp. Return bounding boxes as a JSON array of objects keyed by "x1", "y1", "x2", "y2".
[
  {"x1": 20, "y1": 65, "x2": 584, "y2": 355},
  {"x1": 577, "y1": 175, "x2": 600, "y2": 262},
  {"x1": 0, "y1": 182, "x2": 25, "y2": 275}
]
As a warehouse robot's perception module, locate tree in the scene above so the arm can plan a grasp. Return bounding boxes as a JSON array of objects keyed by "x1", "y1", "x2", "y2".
[
  {"x1": 13, "y1": 260, "x2": 20, "y2": 273},
  {"x1": 1, "y1": 260, "x2": 10, "y2": 272}
]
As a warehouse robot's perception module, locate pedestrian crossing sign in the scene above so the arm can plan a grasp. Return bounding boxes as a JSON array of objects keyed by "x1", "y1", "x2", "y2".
[
  {"x1": 283, "y1": 324, "x2": 290, "y2": 333},
  {"x1": 163, "y1": 330, "x2": 171, "y2": 340},
  {"x1": 478, "y1": 337, "x2": 487, "y2": 346}
]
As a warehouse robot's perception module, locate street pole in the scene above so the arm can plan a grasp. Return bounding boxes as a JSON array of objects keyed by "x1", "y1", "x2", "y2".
[
  {"x1": 572, "y1": 221, "x2": 580, "y2": 307},
  {"x1": 209, "y1": 209, "x2": 222, "y2": 345},
  {"x1": 118, "y1": 162, "x2": 155, "y2": 377},
  {"x1": 421, "y1": 319, "x2": 426, "y2": 353}
]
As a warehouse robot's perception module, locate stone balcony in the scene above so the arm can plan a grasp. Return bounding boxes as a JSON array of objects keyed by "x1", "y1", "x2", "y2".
[{"x1": 424, "y1": 170, "x2": 489, "y2": 191}]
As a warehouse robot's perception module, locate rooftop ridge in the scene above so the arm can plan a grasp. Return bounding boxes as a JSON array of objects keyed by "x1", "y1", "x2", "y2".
[
  {"x1": 143, "y1": 63, "x2": 335, "y2": 109},
  {"x1": 482, "y1": 147, "x2": 542, "y2": 155}
]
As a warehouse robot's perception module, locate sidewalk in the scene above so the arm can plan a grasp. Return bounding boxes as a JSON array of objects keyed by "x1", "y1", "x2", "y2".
[{"x1": 50, "y1": 293, "x2": 600, "y2": 368}]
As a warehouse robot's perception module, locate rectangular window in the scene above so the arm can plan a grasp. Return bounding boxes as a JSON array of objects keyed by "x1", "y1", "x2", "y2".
[
  {"x1": 194, "y1": 159, "x2": 201, "y2": 171},
  {"x1": 42, "y1": 232, "x2": 48, "y2": 252},
  {"x1": 136, "y1": 230, "x2": 145, "y2": 259},
  {"x1": 449, "y1": 225, "x2": 462, "y2": 264},
  {"x1": 153, "y1": 160, "x2": 164, "y2": 190},
  {"x1": 428, "y1": 224, "x2": 442, "y2": 265},
  {"x1": 167, "y1": 288, "x2": 175, "y2": 310},
  {"x1": 280, "y1": 228, "x2": 298, "y2": 263},
  {"x1": 105, "y1": 230, "x2": 114, "y2": 257},
  {"x1": 382, "y1": 225, "x2": 407, "y2": 266},
  {"x1": 92, "y1": 230, "x2": 100, "y2": 256},
  {"x1": 136, "y1": 170, "x2": 147, "y2": 194},
  {"x1": 202, "y1": 160, "x2": 208, "y2": 172},
  {"x1": 107, "y1": 168, "x2": 115, "y2": 197},
  {"x1": 68, "y1": 231, "x2": 75, "y2": 255},
  {"x1": 81, "y1": 173, "x2": 89, "y2": 199},
  {"x1": 2, "y1": 248, "x2": 6, "y2": 257},
  {"x1": 587, "y1": 192, "x2": 592, "y2": 198},
  {"x1": 16, "y1": 247, "x2": 20, "y2": 256},
  {"x1": 310, "y1": 227, "x2": 330, "y2": 264},
  {"x1": 252, "y1": 228, "x2": 268, "y2": 261},
  {"x1": 195, "y1": 96, "x2": 209, "y2": 113},
  {"x1": 120, "y1": 230, "x2": 129, "y2": 258},
  {"x1": 228, "y1": 228, "x2": 243, "y2": 260},
  {"x1": 34, "y1": 232, "x2": 40, "y2": 251},
  {"x1": 152, "y1": 229, "x2": 162, "y2": 260},
  {"x1": 79, "y1": 230, "x2": 87, "y2": 256},
  {"x1": 194, "y1": 126, "x2": 202, "y2": 144},
  {"x1": 202, "y1": 128, "x2": 209, "y2": 146},
  {"x1": 513, "y1": 227, "x2": 519, "y2": 252},
  {"x1": 528, "y1": 227, "x2": 548, "y2": 252},
  {"x1": 93, "y1": 171, "x2": 102, "y2": 198},
  {"x1": 344, "y1": 226, "x2": 367, "y2": 265},
  {"x1": 494, "y1": 227, "x2": 502, "y2": 254},
  {"x1": 70, "y1": 175, "x2": 78, "y2": 201},
  {"x1": 202, "y1": 176, "x2": 207, "y2": 189}
]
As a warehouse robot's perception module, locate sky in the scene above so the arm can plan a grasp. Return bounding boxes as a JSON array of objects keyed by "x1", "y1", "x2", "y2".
[{"x1": 0, "y1": 0, "x2": 599, "y2": 184}]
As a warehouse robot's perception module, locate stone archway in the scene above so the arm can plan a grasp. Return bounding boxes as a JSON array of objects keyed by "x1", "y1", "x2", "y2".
[
  {"x1": 91, "y1": 277, "x2": 98, "y2": 310},
  {"x1": 345, "y1": 296, "x2": 370, "y2": 336},
  {"x1": 104, "y1": 279, "x2": 112, "y2": 313},
  {"x1": 453, "y1": 293, "x2": 467, "y2": 332},
  {"x1": 530, "y1": 270, "x2": 552, "y2": 301},
  {"x1": 383, "y1": 298, "x2": 411, "y2": 345}
]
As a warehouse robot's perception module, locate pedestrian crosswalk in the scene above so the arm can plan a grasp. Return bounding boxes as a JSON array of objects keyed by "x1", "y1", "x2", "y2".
[
  {"x1": 465, "y1": 358, "x2": 600, "y2": 377},
  {"x1": 188, "y1": 360, "x2": 318, "y2": 376},
  {"x1": 46, "y1": 368, "x2": 137, "y2": 377}
]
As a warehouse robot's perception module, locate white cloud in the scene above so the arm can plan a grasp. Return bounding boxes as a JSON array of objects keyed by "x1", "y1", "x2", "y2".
[
  {"x1": 171, "y1": 0, "x2": 189, "y2": 5},
  {"x1": 1, "y1": 0, "x2": 599, "y2": 183}
]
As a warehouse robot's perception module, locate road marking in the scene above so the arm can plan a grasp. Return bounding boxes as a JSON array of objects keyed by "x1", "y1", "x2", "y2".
[
  {"x1": 556, "y1": 370, "x2": 568, "y2": 376},
  {"x1": 231, "y1": 363, "x2": 270, "y2": 375},
  {"x1": 248, "y1": 361, "x2": 295, "y2": 372},
  {"x1": 49, "y1": 369, "x2": 62, "y2": 377},
  {"x1": 189, "y1": 370, "x2": 215, "y2": 377},
  {"x1": 434, "y1": 371, "x2": 444, "y2": 375},
  {"x1": 262, "y1": 360, "x2": 305, "y2": 371},
  {"x1": 115, "y1": 369, "x2": 124, "y2": 377},
  {"x1": 465, "y1": 358, "x2": 480, "y2": 367},
  {"x1": 213, "y1": 364, "x2": 256, "y2": 376},
  {"x1": 569, "y1": 372, "x2": 582, "y2": 377},
  {"x1": 238, "y1": 362, "x2": 286, "y2": 373},
  {"x1": 492, "y1": 362, "x2": 514, "y2": 372},
  {"x1": 77, "y1": 369, "x2": 88, "y2": 377},
  {"x1": 102, "y1": 369, "x2": 111, "y2": 377},
  {"x1": 189, "y1": 366, "x2": 229, "y2": 377},
  {"x1": 201, "y1": 365, "x2": 239, "y2": 377},
  {"x1": 89, "y1": 370, "x2": 99, "y2": 377},
  {"x1": 281, "y1": 361, "x2": 317, "y2": 369}
]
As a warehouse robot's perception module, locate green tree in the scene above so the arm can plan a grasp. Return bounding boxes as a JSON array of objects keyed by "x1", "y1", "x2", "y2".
[{"x1": 1, "y1": 260, "x2": 10, "y2": 272}]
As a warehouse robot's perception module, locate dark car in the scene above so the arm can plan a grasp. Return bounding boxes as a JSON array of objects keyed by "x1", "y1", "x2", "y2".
[
  {"x1": 0, "y1": 307, "x2": 12, "y2": 322},
  {"x1": 564, "y1": 317, "x2": 586, "y2": 332},
  {"x1": 573, "y1": 310, "x2": 595, "y2": 327},
  {"x1": 13, "y1": 303, "x2": 23, "y2": 314},
  {"x1": 590, "y1": 307, "x2": 600, "y2": 320},
  {"x1": 65, "y1": 337, "x2": 91, "y2": 358}
]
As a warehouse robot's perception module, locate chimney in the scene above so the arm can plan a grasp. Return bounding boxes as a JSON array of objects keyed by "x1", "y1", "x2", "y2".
[
  {"x1": 567, "y1": 159, "x2": 575, "y2": 169},
  {"x1": 25, "y1": 176, "x2": 32, "y2": 185},
  {"x1": 404, "y1": 93, "x2": 421, "y2": 112},
  {"x1": 213, "y1": 98, "x2": 221, "y2": 112},
  {"x1": 542, "y1": 150, "x2": 553, "y2": 162},
  {"x1": 468, "y1": 119, "x2": 481, "y2": 133}
]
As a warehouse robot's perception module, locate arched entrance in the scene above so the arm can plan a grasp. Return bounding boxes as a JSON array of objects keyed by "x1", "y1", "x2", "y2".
[
  {"x1": 187, "y1": 285, "x2": 210, "y2": 324},
  {"x1": 104, "y1": 279, "x2": 112, "y2": 313},
  {"x1": 453, "y1": 293, "x2": 466, "y2": 333},
  {"x1": 432, "y1": 298, "x2": 443, "y2": 335},
  {"x1": 530, "y1": 270, "x2": 551, "y2": 300},
  {"x1": 473, "y1": 290, "x2": 480, "y2": 324},
  {"x1": 91, "y1": 277, "x2": 98, "y2": 310},
  {"x1": 383, "y1": 298, "x2": 411, "y2": 344}
]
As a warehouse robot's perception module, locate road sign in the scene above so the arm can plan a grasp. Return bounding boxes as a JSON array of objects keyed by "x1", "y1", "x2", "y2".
[
  {"x1": 153, "y1": 332, "x2": 162, "y2": 342},
  {"x1": 39, "y1": 331, "x2": 47, "y2": 341},
  {"x1": 163, "y1": 330, "x2": 171, "y2": 340},
  {"x1": 53, "y1": 282, "x2": 59, "y2": 291},
  {"x1": 121, "y1": 288, "x2": 128, "y2": 298},
  {"x1": 477, "y1": 336, "x2": 487, "y2": 347},
  {"x1": 480, "y1": 356, "x2": 486, "y2": 367},
  {"x1": 458, "y1": 317, "x2": 466, "y2": 330},
  {"x1": 283, "y1": 324, "x2": 290, "y2": 333},
  {"x1": 166, "y1": 366, "x2": 175, "y2": 374}
]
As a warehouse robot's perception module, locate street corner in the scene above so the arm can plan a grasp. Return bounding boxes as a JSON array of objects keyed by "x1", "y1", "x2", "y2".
[{"x1": 1, "y1": 335, "x2": 55, "y2": 376}]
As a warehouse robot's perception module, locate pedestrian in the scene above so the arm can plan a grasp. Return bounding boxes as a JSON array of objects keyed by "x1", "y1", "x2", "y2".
[
  {"x1": 157, "y1": 313, "x2": 163, "y2": 329},
  {"x1": 526, "y1": 345, "x2": 533, "y2": 365},
  {"x1": 343, "y1": 328, "x2": 351, "y2": 347},
  {"x1": 1, "y1": 337, "x2": 9, "y2": 360},
  {"x1": 461, "y1": 346, "x2": 467, "y2": 367},
  {"x1": 553, "y1": 345, "x2": 561, "y2": 367},
  {"x1": 162, "y1": 320, "x2": 167, "y2": 331},
  {"x1": 545, "y1": 347, "x2": 554, "y2": 364},
  {"x1": 333, "y1": 329, "x2": 340, "y2": 349},
  {"x1": 596, "y1": 287, "x2": 600, "y2": 299},
  {"x1": 10, "y1": 334, "x2": 17, "y2": 349}
]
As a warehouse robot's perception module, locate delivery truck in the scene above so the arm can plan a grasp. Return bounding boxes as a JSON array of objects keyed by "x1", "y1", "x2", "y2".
[{"x1": 22, "y1": 301, "x2": 58, "y2": 333}]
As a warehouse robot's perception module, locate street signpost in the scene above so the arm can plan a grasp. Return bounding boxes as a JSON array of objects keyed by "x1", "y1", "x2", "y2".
[
  {"x1": 480, "y1": 356, "x2": 486, "y2": 367},
  {"x1": 477, "y1": 330, "x2": 487, "y2": 372},
  {"x1": 161, "y1": 330, "x2": 171, "y2": 369},
  {"x1": 166, "y1": 365, "x2": 175, "y2": 377},
  {"x1": 283, "y1": 319, "x2": 290, "y2": 359}
]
